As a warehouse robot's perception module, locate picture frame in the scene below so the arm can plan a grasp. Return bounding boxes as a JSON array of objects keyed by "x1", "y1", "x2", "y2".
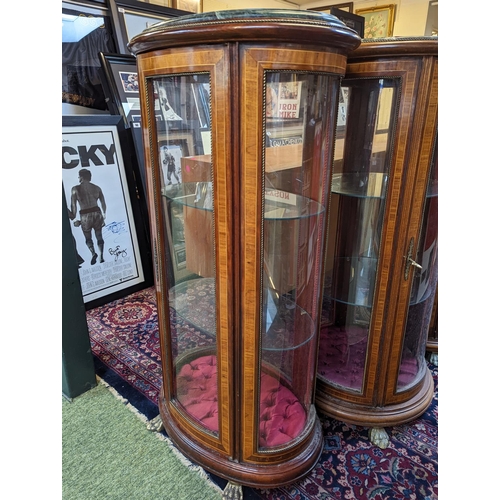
[
  {"x1": 173, "y1": 0, "x2": 202, "y2": 14},
  {"x1": 158, "y1": 137, "x2": 192, "y2": 188},
  {"x1": 106, "y1": 0, "x2": 191, "y2": 54},
  {"x1": 98, "y1": 52, "x2": 147, "y2": 193},
  {"x1": 99, "y1": 56, "x2": 209, "y2": 208},
  {"x1": 98, "y1": 53, "x2": 140, "y2": 126},
  {"x1": 62, "y1": 115, "x2": 153, "y2": 309},
  {"x1": 308, "y1": 3, "x2": 353, "y2": 14},
  {"x1": 62, "y1": 1, "x2": 118, "y2": 112},
  {"x1": 158, "y1": 135, "x2": 197, "y2": 281},
  {"x1": 330, "y1": 7, "x2": 365, "y2": 37},
  {"x1": 355, "y1": 4, "x2": 396, "y2": 39}
]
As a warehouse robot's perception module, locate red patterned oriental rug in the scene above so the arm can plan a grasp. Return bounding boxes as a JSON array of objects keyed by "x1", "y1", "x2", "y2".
[{"x1": 87, "y1": 286, "x2": 438, "y2": 500}]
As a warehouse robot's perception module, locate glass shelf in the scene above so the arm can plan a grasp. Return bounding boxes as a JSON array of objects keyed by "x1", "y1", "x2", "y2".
[
  {"x1": 331, "y1": 172, "x2": 388, "y2": 199},
  {"x1": 169, "y1": 278, "x2": 216, "y2": 336},
  {"x1": 169, "y1": 277, "x2": 315, "y2": 351},
  {"x1": 329, "y1": 256, "x2": 378, "y2": 307},
  {"x1": 163, "y1": 183, "x2": 325, "y2": 220},
  {"x1": 262, "y1": 288, "x2": 315, "y2": 351}
]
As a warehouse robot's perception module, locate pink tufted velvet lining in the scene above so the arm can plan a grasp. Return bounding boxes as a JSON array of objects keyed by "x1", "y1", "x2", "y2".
[
  {"x1": 317, "y1": 326, "x2": 419, "y2": 390},
  {"x1": 176, "y1": 354, "x2": 307, "y2": 447}
]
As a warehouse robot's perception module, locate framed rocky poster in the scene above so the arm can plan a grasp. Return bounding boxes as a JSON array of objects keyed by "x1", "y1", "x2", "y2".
[{"x1": 62, "y1": 115, "x2": 153, "y2": 309}]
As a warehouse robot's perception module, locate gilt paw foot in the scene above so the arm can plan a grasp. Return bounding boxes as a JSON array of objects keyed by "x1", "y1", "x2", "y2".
[
  {"x1": 428, "y1": 352, "x2": 438, "y2": 366},
  {"x1": 222, "y1": 481, "x2": 243, "y2": 500},
  {"x1": 146, "y1": 414, "x2": 164, "y2": 432},
  {"x1": 369, "y1": 427, "x2": 389, "y2": 449}
]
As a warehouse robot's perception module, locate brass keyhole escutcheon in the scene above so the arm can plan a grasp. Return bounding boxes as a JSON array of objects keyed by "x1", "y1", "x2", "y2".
[{"x1": 404, "y1": 237, "x2": 422, "y2": 280}]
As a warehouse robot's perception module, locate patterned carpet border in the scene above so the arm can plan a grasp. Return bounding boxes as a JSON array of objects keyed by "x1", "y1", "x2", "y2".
[{"x1": 87, "y1": 286, "x2": 438, "y2": 500}]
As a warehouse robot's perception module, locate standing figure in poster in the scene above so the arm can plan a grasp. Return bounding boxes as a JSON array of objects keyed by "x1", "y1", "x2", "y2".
[
  {"x1": 163, "y1": 147, "x2": 180, "y2": 185},
  {"x1": 70, "y1": 168, "x2": 107, "y2": 265}
]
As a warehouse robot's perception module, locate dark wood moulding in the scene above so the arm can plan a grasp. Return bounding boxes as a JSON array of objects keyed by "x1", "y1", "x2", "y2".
[{"x1": 129, "y1": 9, "x2": 361, "y2": 54}]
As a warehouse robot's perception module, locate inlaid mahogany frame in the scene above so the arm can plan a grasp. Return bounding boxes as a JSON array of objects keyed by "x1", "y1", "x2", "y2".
[
  {"x1": 137, "y1": 46, "x2": 348, "y2": 488},
  {"x1": 130, "y1": 10, "x2": 361, "y2": 491}
]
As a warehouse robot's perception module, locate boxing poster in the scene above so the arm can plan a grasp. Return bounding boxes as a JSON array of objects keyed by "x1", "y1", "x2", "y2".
[{"x1": 62, "y1": 120, "x2": 146, "y2": 304}]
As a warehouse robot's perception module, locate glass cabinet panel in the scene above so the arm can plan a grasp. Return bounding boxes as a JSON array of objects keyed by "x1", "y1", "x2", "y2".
[
  {"x1": 154, "y1": 73, "x2": 218, "y2": 435},
  {"x1": 320, "y1": 78, "x2": 399, "y2": 392},
  {"x1": 259, "y1": 72, "x2": 338, "y2": 448},
  {"x1": 397, "y1": 137, "x2": 438, "y2": 390}
]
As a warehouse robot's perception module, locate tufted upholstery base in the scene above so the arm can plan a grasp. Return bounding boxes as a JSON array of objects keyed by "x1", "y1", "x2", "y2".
[
  {"x1": 176, "y1": 354, "x2": 307, "y2": 447},
  {"x1": 317, "y1": 325, "x2": 419, "y2": 389}
]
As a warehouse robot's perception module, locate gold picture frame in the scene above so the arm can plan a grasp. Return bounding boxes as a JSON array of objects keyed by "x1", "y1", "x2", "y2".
[
  {"x1": 173, "y1": 0, "x2": 202, "y2": 13},
  {"x1": 355, "y1": 4, "x2": 396, "y2": 38}
]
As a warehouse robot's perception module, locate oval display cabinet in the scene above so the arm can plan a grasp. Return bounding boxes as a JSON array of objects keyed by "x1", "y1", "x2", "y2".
[
  {"x1": 318, "y1": 37, "x2": 438, "y2": 449},
  {"x1": 129, "y1": 10, "x2": 360, "y2": 497}
]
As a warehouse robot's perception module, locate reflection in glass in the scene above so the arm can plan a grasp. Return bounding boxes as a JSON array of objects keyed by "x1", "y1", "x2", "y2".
[
  {"x1": 259, "y1": 72, "x2": 338, "y2": 449},
  {"x1": 154, "y1": 73, "x2": 218, "y2": 435},
  {"x1": 123, "y1": 12, "x2": 170, "y2": 42},
  {"x1": 397, "y1": 138, "x2": 438, "y2": 390},
  {"x1": 319, "y1": 78, "x2": 398, "y2": 392}
]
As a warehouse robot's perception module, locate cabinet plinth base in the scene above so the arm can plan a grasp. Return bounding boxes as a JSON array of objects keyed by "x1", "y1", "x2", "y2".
[
  {"x1": 158, "y1": 389, "x2": 324, "y2": 489},
  {"x1": 314, "y1": 366, "x2": 434, "y2": 429}
]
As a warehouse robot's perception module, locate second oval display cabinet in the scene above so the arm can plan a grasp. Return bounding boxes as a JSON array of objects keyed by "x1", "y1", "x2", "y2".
[
  {"x1": 129, "y1": 9, "x2": 360, "y2": 497},
  {"x1": 318, "y1": 37, "x2": 438, "y2": 448}
]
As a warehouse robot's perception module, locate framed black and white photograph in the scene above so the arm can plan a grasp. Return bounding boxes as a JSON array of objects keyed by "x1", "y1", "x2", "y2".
[
  {"x1": 157, "y1": 132, "x2": 198, "y2": 282},
  {"x1": 62, "y1": 115, "x2": 152, "y2": 309},
  {"x1": 159, "y1": 142, "x2": 184, "y2": 188},
  {"x1": 99, "y1": 53, "x2": 140, "y2": 126},
  {"x1": 106, "y1": 0, "x2": 190, "y2": 54}
]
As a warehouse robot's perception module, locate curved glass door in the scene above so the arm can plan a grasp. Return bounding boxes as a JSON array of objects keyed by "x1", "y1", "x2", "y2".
[
  {"x1": 397, "y1": 137, "x2": 438, "y2": 390},
  {"x1": 153, "y1": 73, "x2": 219, "y2": 435},
  {"x1": 258, "y1": 71, "x2": 338, "y2": 449},
  {"x1": 319, "y1": 78, "x2": 399, "y2": 392}
]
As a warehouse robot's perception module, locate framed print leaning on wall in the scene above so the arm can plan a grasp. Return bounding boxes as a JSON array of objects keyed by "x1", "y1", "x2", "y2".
[
  {"x1": 98, "y1": 53, "x2": 140, "y2": 127},
  {"x1": 106, "y1": 0, "x2": 190, "y2": 54},
  {"x1": 98, "y1": 52, "x2": 148, "y2": 195},
  {"x1": 330, "y1": 7, "x2": 365, "y2": 37},
  {"x1": 308, "y1": 3, "x2": 353, "y2": 14},
  {"x1": 355, "y1": 4, "x2": 396, "y2": 38},
  {"x1": 62, "y1": 115, "x2": 153, "y2": 309},
  {"x1": 173, "y1": 0, "x2": 202, "y2": 13}
]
